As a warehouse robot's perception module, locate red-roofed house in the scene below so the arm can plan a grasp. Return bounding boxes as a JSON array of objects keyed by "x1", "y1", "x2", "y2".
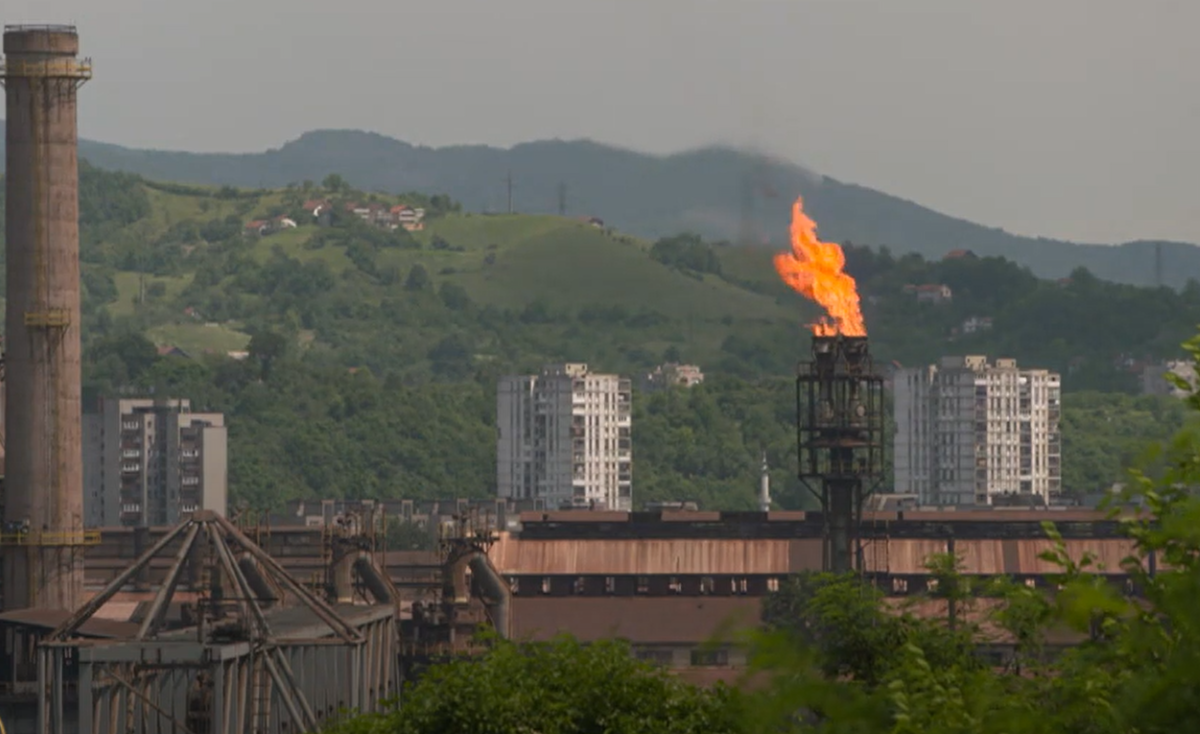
[
  {"x1": 302, "y1": 199, "x2": 331, "y2": 217},
  {"x1": 942, "y1": 249, "x2": 977, "y2": 260}
]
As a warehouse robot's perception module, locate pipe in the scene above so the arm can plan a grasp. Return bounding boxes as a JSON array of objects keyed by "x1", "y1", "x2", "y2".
[
  {"x1": 353, "y1": 554, "x2": 395, "y2": 605},
  {"x1": 454, "y1": 551, "x2": 512, "y2": 639},
  {"x1": 237, "y1": 556, "x2": 279, "y2": 607}
]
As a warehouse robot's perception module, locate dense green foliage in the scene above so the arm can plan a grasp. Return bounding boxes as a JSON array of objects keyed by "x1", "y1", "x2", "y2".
[
  {"x1": 5, "y1": 127, "x2": 1195, "y2": 285},
  {"x1": 5, "y1": 165, "x2": 1179, "y2": 507},
  {"x1": 328, "y1": 635, "x2": 741, "y2": 734}
]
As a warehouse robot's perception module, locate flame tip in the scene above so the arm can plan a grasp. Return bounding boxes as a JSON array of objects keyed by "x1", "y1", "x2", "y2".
[{"x1": 776, "y1": 196, "x2": 866, "y2": 337}]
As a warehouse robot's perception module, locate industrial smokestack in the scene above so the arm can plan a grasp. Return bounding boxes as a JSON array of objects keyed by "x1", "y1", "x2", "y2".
[
  {"x1": 758, "y1": 452, "x2": 771, "y2": 513},
  {"x1": 1, "y1": 25, "x2": 91, "y2": 610}
]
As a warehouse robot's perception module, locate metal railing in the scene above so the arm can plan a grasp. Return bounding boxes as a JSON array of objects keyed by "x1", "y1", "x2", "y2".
[
  {"x1": 4, "y1": 24, "x2": 79, "y2": 34},
  {"x1": 0, "y1": 58, "x2": 92, "y2": 80},
  {"x1": 0, "y1": 530, "x2": 100, "y2": 546}
]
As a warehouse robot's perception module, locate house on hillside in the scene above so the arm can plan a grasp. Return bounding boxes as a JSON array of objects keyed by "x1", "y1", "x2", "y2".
[
  {"x1": 578, "y1": 216, "x2": 604, "y2": 229},
  {"x1": 243, "y1": 216, "x2": 296, "y2": 237},
  {"x1": 961, "y1": 316, "x2": 993, "y2": 335},
  {"x1": 392, "y1": 205, "x2": 426, "y2": 232},
  {"x1": 942, "y1": 249, "x2": 978, "y2": 261},
  {"x1": 302, "y1": 199, "x2": 332, "y2": 217},
  {"x1": 903, "y1": 283, "x2": 953, "y2": 304},
  {"x1": 641, "y1": 363, "x2": 705, "y2": 392},
  {"x1": 156, "y1": 345, "x2": 190, "y2": 359}
]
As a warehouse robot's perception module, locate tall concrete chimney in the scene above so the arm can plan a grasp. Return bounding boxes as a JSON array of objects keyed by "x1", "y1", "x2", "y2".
[
  {"x1": 758, "y1": 452, "x2": 771, "y2": 513},
  {"x1": 1, "y1": 25, "x2": 91, "y2": 610}
]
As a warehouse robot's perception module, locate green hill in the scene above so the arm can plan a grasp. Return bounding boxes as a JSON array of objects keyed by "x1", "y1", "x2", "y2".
[
  {"x1": 0, "y1": 164, "x2": 1193, "y2": 510},
  {"x1": 3, "y1": 125, "x2": 1198, "y2": 287}
]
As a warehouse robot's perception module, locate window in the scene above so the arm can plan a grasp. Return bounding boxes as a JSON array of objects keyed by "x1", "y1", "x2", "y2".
[{"x1": 689, "y1": 648, "x2": 729, "y2": 667}]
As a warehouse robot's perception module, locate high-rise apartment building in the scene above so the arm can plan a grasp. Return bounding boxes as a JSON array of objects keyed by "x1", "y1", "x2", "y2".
[
  {"x1": 83, "y1": 398, "x2": 228, "y2": 527},
  {"x1": 893, "y1": 356, "x2": 1061, "y2": 505},
  {"x1": 497, "y1": 364, "x2": 632, "y2": 510}
]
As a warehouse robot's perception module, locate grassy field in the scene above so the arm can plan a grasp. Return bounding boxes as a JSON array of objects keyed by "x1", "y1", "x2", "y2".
[
  {"x1": 147, "y1": 322, "x2": 251, "y2": 354},
  {"x1": 227, "y1": 211, "x2": 789, "y2": 322},
  {"x1": 110, "y1": 272, "x2": 192, "y2": 317}
]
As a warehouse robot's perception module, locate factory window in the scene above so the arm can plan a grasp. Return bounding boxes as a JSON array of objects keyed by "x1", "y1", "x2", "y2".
[
  {"x1": 636, "y1": 576, "x2": 649, "y2": 594},
  {"x1": 699, "y1": 576, "x2": 715, "y2": 595},
  {"x1": 605, "y1": 576, "x2": 615, "y2": 594},
  {"x1": 892, "y1": 577, "x2": 909, "y2": 593},
  {"x1": 668, "y1": 576, "x2": 683, "y2": 594},
  {"x1": 690, "y1": 648, "x2": 729, "y2": 667},
  {"x1": 541, "y1": 577, "x2": 551, "y2": 594},
  {"x1": 573, "y1": 577, "x2": 586, "y2": 595},
  {"x1": 766, "y1": 577, "x2": 780, "y2": 593}
]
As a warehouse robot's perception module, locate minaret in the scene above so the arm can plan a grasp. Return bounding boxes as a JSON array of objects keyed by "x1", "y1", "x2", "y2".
[{"x1": 758, "y1": 452, "x2": 771, "y2": 512}]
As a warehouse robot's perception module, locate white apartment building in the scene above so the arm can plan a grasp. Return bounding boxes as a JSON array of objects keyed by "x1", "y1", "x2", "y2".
[
  {"x1": 497, "y1": 363, "x2": 632, "y2": 511},
  {"x1": 893, "y1": 356, "x2": 1061, "y2": 505},
  {"x1": 1142, "y1": 360, "x2": 1197, "y2": 399},
  {"x1": 84, "y1": 398, "x2": 228, "y2": 527}
]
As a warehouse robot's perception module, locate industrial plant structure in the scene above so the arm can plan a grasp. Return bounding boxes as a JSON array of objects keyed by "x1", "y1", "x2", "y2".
[
  {"x1": 796, "y1": 335, "x2": 886, "y2": 573},
  {"x1": 1, "y1": 24, "x2": 94, "y2": 612}
]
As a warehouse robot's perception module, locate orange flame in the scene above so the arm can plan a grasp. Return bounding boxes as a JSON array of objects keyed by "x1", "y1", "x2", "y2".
[{"x1": 774, "y1": 196, "x2": 866, "y2": 337}]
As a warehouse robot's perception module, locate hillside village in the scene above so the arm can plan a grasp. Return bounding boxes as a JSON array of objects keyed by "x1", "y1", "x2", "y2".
[{"x1": 244, "y1": 198, "x2": 427, "y2": 237}]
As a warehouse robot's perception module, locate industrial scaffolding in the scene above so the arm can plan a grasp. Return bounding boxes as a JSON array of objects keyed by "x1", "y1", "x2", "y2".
[
  {"x1": 797, "y1": 335, "x2": 886, "y2": 574},
  {"x1": 37, "y1": 511, "x2": 399, "y2": 734}
]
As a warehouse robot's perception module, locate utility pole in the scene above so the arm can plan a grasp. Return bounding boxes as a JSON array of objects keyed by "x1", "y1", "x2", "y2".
[
  {"x1": 557, "y1": 181, "x2": 568, "y2": 216},
  {"x1": 505, "y1": 171, "x2": 514, "y2": 214}
]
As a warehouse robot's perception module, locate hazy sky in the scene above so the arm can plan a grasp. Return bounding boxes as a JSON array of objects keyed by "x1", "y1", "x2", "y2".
[{"x1": 6, "y1": 0, "x2": 1198, "y2": 244}]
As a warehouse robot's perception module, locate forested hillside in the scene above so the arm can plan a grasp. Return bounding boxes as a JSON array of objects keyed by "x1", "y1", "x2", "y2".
[
  {"x1": 0, "y1": 164, "x2": 1193, "y2": 509},
  {"x1": 3, "y1": 124, "x2": 1197, "y2": 286}
]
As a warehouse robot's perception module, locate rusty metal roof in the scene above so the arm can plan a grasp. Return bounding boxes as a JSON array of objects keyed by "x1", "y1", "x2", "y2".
[
  {"x1": 512, "y1": 597, "x2": 761, "y2": 644},
  {"x1": 0, "y1": 609, "x2": 139, "y2": 639},
  {"x1": 490, "y1": 535, "x2": 823, "y2": 575},
  {"x1": 492, "y1": 534, "x2": 1136, "y2": 577}
]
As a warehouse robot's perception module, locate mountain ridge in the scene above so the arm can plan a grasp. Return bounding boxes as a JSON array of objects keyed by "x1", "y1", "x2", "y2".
[{"x1": 0, "y1": 124, "x2": 1195, "y2": 287}]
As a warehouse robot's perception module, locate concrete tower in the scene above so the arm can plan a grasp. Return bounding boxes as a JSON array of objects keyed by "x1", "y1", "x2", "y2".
[{"x1": 1, "y1": 25, "x2": 91, "y2": 610}]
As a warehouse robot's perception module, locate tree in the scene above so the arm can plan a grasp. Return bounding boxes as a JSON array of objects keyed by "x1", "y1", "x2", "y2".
[
  {"x1": 327, "y1": 635, "x2": 741, "y2": 734},
  {"x1": 248, "y1": 329, "x2": 288, "y2": 379},
  {"x1": 404, "y1": 264, "x2": 430, "y2": 291},
  {"x1": 322, "y1": 173, "x2": 348, "y2": 193}
]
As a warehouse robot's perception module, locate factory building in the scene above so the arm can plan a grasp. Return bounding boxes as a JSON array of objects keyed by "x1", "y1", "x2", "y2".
[
  {"x1": 497, "y1": 363, "x2": 633, "y2": 511},
  {"x1": 83, "y1": 398, "x2": 228, "y2": 527},
  {"x1": 893, "y1": 356, "x2": 1061, "y2": 505}
]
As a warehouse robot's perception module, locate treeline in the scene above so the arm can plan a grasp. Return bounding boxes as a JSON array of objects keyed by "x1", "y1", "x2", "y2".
[{"x1": 83, "y1": 327, "x2": 1186, "y2": 508}]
